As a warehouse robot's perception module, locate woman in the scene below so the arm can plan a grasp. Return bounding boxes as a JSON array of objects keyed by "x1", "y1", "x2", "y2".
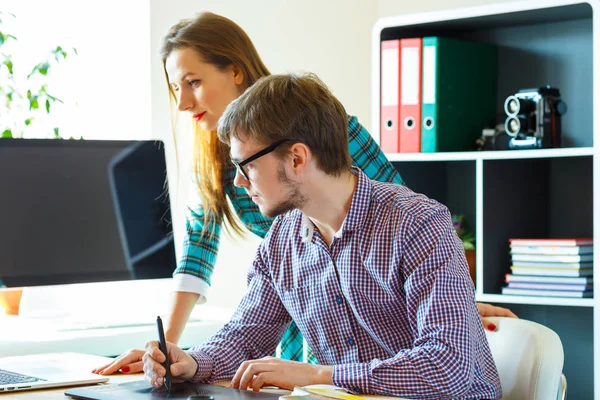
[{"x1": 93, "y1": 12, "x2": 516, "y2": 376}]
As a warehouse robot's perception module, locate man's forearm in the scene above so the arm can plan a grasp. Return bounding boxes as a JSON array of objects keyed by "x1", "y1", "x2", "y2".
[
  {"x1": 166, "y1": 291, "x2": 200, "y2": 344},
  {"x1": 315, "y1": 365, "x2": 333, "y2": 385}
]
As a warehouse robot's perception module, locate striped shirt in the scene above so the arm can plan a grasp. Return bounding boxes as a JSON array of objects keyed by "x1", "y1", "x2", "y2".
[
  {"x1": 173, "y1": 115, "x2": 403, "y2": 301},
  {"x1": 187, "y1": 168, "x2": 501, "y2": 399}
]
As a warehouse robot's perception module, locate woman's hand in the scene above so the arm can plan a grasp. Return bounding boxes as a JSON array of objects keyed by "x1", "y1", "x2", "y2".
[
  {"x1": 92, "y1": 349, "x2": 145, "y2": 375},
  {"x1": 477, "y1": 302, "x2": 518, "y2": 331}
]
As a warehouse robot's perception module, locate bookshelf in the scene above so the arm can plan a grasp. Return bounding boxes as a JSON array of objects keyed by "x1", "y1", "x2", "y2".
[{"x1": 372, "y1": 0, "x2": 598, "y2": 398}]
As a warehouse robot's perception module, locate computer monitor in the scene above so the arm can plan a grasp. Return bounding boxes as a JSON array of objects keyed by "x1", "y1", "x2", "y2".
[{"x1": 0, "y1": 138, "x2": 176, "y2": 287}]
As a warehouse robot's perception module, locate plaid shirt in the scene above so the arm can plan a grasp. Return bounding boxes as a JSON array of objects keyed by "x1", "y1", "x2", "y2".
[
  {"x1": 174, "y1": 115, "x2": 403, "y2": 298},
  {"x1": 187, "y1": 168, "x2": 501, "y2": 399}
]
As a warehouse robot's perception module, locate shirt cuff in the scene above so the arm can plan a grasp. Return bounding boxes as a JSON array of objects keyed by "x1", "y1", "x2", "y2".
[
  {"x1": 172, "y1": 273, "x2": 210, "y2": 304},
  {"x1": 332, "y1": 363, "x2": 371, "y2": 395},
  {"x1": 186, "y1": 350, "x2": 214, "y2": 382}
]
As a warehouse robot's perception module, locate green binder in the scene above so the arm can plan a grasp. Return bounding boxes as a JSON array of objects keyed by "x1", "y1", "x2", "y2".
[{"x1": 421, "y1": 37, "x2": 498, "y2": 152}]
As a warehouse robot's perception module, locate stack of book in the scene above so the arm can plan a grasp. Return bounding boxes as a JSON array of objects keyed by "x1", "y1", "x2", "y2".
[{"x1": 502, "y1": 238, "x2": 594, "y2": 298}]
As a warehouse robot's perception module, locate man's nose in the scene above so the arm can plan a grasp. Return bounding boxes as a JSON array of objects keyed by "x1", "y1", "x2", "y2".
[{"x1": 233, "y1": 167, "x2": 248, "y2": 188}]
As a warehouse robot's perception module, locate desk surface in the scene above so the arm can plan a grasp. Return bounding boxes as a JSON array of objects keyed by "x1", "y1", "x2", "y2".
[{"x1": 0, "y1": 305, "x2": 233, "y2": 357}]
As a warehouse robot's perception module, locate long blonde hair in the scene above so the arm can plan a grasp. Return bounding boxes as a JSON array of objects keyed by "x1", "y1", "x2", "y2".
[{"x1": 160, "y1": 12, "x2": 270, "y2": 235}]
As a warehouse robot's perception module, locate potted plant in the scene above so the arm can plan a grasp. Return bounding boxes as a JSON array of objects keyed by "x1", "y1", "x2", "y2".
[
  {"x1": 452, "y1": 214, "x2": 476, "y2": 284},
  {"x1": 0, "y1": 11, "x2": 76, "y2": 139}
]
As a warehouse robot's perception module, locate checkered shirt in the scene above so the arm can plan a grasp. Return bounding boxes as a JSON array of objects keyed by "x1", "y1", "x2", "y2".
[{"x1": 186, "y1": 168, "x2": 502, "y2": 399}]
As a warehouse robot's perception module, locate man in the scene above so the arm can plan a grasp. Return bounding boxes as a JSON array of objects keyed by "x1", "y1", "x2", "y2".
[{"x1": 142, "y1": 73, "x2": 502, "y2": 398}]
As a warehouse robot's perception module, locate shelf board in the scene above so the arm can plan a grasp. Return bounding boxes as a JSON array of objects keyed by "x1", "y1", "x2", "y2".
[
  {"x1": 477, "y1": 293, "x2": 595, "y2": 307},
  {"x1": 386, "y1": 147, "x2": 595, "y2": 162},
  {"x1": 131, "y1": 236, "x2": 173, "y2": 264}
]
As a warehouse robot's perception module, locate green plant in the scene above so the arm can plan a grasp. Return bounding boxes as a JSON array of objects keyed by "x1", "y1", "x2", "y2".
[
  {"x1": 452, "y1": 214, "x2": 475, "y2": 251},
  {"x1": 0, "y1": 11, "x2": 76, "y2": 139}
]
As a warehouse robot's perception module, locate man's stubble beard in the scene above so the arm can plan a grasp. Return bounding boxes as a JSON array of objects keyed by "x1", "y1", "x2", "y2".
[{"x1": 262, "y1": 164, "x2": 307, "y2": 218}]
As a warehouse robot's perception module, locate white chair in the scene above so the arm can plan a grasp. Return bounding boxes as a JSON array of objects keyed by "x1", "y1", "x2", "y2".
[{"x1": 484, "y1": 317, "x2": 567, "y2": 400}]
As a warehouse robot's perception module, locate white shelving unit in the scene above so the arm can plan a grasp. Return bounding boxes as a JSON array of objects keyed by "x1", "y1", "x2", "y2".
[{"x1": 372, "y1": 1, "x2": 599, "y2": 398}]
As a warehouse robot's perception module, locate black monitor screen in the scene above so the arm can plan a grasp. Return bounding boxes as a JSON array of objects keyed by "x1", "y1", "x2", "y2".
[{"x1": 0, "y1": 138, "x2": 175, "y2": 287}]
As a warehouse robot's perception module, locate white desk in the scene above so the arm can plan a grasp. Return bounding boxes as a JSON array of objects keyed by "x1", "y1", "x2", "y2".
[{"x1": 0, "y1": 306, "x2": 233, "y2": 357}]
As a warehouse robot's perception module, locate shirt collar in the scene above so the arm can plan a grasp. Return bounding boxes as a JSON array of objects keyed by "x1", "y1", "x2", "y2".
[{"x1": 300, "y1": 167, "x2": 372, "y2": 242}]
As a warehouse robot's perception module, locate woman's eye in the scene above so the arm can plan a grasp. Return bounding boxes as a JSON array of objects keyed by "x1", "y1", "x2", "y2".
[{"x1": 188, "y1": 80, "x2": 200, "y2": 87}]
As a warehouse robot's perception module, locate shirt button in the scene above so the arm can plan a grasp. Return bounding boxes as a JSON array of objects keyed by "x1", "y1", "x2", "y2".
[
  {"x1": 335, "y1": 296, "x2": 343, "y2": 305},
  {"x1": 347, "y1": 338, "x2": 355, "y2": 346}
]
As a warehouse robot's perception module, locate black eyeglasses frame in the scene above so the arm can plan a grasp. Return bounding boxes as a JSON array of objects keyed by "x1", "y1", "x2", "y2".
[{"x1": 231, "y1": 138, "x2": 299, "y2": 181}]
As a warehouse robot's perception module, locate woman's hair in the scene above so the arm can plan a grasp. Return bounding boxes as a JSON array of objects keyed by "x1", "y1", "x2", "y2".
[{"x1": 160, "y1": 12, "x2": 270, "y2": 235}]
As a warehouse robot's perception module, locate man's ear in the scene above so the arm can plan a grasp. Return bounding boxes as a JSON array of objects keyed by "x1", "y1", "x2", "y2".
[
  {"x1": 289, "y1": 143, "x2": 310, "y2": 174},
  {"x1": 232, "y1": 64, "x2": 245, "y2": 86}
]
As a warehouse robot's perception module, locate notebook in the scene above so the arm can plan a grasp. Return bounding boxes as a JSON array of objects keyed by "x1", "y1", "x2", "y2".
[
  {"x1": 65, "y1": 380, "x2": 283, "y2": 399},
  {"x1": 0, "y1": 353, "x2": 108, "y2": 393}
]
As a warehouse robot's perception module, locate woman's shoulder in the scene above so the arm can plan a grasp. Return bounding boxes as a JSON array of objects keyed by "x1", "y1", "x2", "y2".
[
  {"x1": 346, "y1": 114, "x2": 360, "y2": 133},
  {"x1": 345, "y1": 114, "x2": 371, "y2": 139}
]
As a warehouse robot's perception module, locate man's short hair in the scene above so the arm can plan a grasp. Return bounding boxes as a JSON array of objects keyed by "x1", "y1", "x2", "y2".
[{"x1": 217, "y1": 73, "x2": 352, "y2": 176}]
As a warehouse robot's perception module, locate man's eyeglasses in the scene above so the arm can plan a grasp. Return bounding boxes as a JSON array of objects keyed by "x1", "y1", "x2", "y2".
[{"x1": 231, "y1": 138, "x2": 299, "y2": 181}]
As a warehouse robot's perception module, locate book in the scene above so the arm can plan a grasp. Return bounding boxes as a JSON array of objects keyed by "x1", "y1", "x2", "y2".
[
  {"x1": 502, "y1": 287, "x2": 593, "y2": 298},
  {"x1": 512, "y1": 261, "x2": 593, "y2": 269},
  {"x1": 510, "y1": 245, "x2": 593, "y2": 255},
  {"x1": 509, "y1": 238, "x2": 593, "y2": 247},
  {"x1": 511, "y1": 266, "x2": 593, "y2": 277},
  {"x1": 511, "y1": 254, "x2": 594, "y2": 263},
  {"x1": 281, "y1": 385, "x2": 399, "y2": 400},
  {"x1": 507, "y1": 282, "x2": 593, "y2": 291},
  {"x1": 505, "y1": 274, "x2": 593, "y2": 285}
]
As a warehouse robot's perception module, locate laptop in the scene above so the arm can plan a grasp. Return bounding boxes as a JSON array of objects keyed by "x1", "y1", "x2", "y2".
[
  {"x1": 65, "y1": 380, "x2": 284, "y2": 399},
  {"x1": 0, "y1": 353, "x2": 108, "y2": 393}
]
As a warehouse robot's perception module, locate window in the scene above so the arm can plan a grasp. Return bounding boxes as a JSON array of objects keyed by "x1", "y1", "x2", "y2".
[{"x1": 0, "y1": 0, "x2": 150, "y2": 139}]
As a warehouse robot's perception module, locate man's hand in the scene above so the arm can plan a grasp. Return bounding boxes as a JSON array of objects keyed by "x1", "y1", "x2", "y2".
[
  {"x1": 231, "y1": 356, "x2": 333, "y2": 392},
  {"x1": 477, "y1": 302, "x2": 518, "y2": 331},
  {"x1": 142, "y1": 340, "x2": 198, "y2": 388}
]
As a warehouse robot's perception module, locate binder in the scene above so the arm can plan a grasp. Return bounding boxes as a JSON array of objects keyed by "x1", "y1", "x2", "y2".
[
  {"x1": 399, "y1": 38, "x2": 422, "y2": 153},
  {"x1": 380, "y1": 40, "x2": 401, "y2": 153},
  {"x1": 420, "y1": 37, "x2": 498, "y2": 152}
]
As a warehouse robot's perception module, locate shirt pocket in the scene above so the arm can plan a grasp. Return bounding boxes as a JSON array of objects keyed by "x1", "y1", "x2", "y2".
[{"x1": 280, "y1": 284, "x2": 321, "y2": 321}]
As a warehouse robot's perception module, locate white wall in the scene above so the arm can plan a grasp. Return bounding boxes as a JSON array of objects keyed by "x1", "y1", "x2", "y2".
[
  {"x1": 378, "y1": 0, "x2": 520, "y2": 17},
  {"x1": 150, "y1": 0, "x2": 379, "y2": 307}
]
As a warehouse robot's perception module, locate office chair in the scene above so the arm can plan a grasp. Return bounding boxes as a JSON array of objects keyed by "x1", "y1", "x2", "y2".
[{"x1": 484, "y1": 316, "x2": 567, "y2": 400}]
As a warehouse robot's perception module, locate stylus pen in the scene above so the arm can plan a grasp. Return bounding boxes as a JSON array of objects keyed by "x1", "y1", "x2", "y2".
[{"x1": 156, "y1": 316, "x2": 172, "y2": 392}]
